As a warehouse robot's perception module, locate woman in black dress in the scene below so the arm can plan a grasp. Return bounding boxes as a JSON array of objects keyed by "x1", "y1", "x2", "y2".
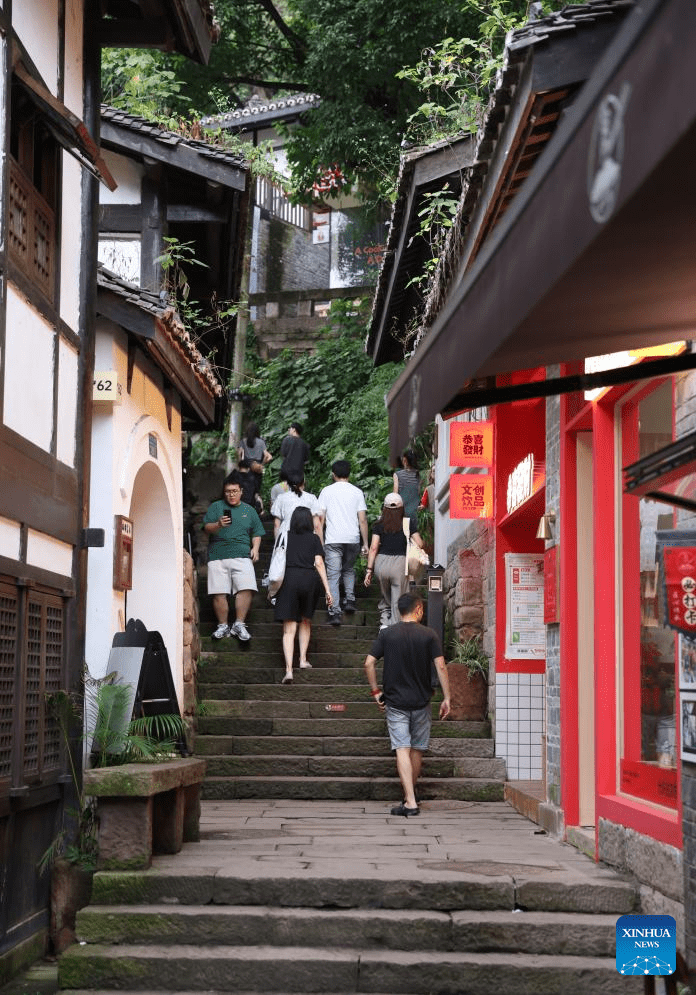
[{"x1": 274, "y1": 506, "x2": 333, "y2": 684}]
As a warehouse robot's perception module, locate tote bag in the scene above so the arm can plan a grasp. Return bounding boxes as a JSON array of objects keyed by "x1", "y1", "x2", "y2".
[
  {"x1": 267, "y1": 530, "x2": 287, "y2": 598},
  {"x1": 402, "y1": 519, "x2": 430, "y2": 582}
]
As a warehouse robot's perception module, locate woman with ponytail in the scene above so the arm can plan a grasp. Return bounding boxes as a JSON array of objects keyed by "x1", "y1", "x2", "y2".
[{"x1": 271, "y1": 472, "x2": 322, "y2": 539}]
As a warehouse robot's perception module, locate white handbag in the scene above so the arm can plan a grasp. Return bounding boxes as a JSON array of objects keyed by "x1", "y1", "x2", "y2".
[
  {"x1": 267, "y1": 531, "x2": 287, "y2": 598},
  {"x1": 402, "y1": 519, "x2": 429, "y2": 581}
]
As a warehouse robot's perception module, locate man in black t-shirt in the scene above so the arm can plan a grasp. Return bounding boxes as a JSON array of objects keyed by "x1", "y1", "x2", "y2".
[
  {"x1": 364, "y1": 593, "x2": 450, "y2": 817},
  {"x1": 279, "y1": 423, "x2": 310, "y2": 479}
]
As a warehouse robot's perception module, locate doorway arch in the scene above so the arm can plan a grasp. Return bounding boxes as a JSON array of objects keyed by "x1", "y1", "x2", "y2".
[{"x1": 127, "y1": 460, "x2": 180, "y2": 692}]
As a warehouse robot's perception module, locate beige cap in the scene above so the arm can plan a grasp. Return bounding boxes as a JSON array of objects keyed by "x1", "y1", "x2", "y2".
[{"x1": 383, "y1": 493, "x2": 403, "y2": 508}]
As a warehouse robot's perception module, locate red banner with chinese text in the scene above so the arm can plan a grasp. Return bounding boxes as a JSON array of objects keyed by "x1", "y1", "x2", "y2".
[
  {"x1": 663, "y1": 546, "x2": 696, "y2": 633},
  {"x1": 449, "y1": 475, "x2": 493, "y2": 519},
  {"x1": 450, "y1": 422, "x2": 493, "y2": 468}
]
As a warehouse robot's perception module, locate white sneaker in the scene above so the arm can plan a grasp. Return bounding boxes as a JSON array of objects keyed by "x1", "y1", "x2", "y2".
[
  {"x1": 212, "y1": 623, "x2": 230, "y2": 639},
  {"x1": 231, "y1": 620, "x2": 251, "y2": 642}
]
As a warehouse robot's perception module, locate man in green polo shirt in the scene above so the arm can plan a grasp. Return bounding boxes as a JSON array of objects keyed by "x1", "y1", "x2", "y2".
[{"x1": 203, "y1": 475, "x2": 265, "y2": 641}]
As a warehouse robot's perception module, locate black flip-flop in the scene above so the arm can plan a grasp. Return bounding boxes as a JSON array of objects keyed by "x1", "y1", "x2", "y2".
[{"x1": 391, "y1": 803, "x2": 420, "y2": 817}]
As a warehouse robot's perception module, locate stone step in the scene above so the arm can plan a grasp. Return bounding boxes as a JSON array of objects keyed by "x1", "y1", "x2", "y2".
[
  {"x1": 203, "y1": 755, "x2": 507, "y2": 779},
  {"x1": 194, "y1": 736, "x2": 496, "y2": 758},
  {"x1": 197, "y1": 717, "x2": 490, "y2": 738},
  {"x1": 88, "y1": 863, "x2": 636, "y2": 914},
  {"x1": 200, "y1": 649, "x2": 371, "y2": 667},
  {"x1": 201, "y1": 636, "x2": 375, "y2": 655},
  {"x1": 200, "y1": 621, "x2": 378, "y2": 642},
  {"x1": 198, "y1": 668, "x2": 380, "y2": 688},
  {"x1": 58, "y1": 943, "x2": 641, "y2": 994},
  {"x1": 200, "y1": 683, "x2": 407, "y2": 702},
  {"x1": 75, "y1": 905, "x2": 619, "y2": 957},
  {"x1": 200, "y1": 657, "x2": 375, "y2": 674},
  {"x1": 200, "y1": 775, "x2": 506, "y2": 802},
  {"x1": 199, "y1": 697, "x2": 445, "y2": 716}
]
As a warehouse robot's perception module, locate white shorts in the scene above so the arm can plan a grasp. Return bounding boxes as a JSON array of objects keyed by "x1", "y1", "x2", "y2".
[{"x1": 207, "y1": 557, "x2": 258, "y2": 595}]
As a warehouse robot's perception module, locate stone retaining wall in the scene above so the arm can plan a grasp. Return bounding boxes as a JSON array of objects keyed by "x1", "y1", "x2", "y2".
[{"x1": 183, "y1": 549, "x2": 200, "y2": 746}]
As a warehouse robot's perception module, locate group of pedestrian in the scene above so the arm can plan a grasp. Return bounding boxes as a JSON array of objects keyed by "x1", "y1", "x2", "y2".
[{"x1": 202, "y1": 424, "x2": 448, "y2": 816}]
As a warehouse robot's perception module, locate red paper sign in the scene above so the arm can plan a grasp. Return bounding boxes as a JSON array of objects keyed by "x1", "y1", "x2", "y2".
[
  {"x1": 663, "y1": 546, "x2": 696, "y2": 632},
  {"x1": 543, "y1": 546, "x2": 559, "y2": 624},
  {"x1": 449, "y1": 475, "x2": 493, "y2": 519},
  {"x1": 450, "y1": 422, "x2": 493, "y2": 468}
]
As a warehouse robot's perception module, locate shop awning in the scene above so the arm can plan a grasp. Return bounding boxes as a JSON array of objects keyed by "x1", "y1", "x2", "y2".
[
  {"x1": 14, "y1": 61, "x2": 117, "y2": 191},
  {"x1": 387, "y1": 0, "x2": 696, "y2": 456}
]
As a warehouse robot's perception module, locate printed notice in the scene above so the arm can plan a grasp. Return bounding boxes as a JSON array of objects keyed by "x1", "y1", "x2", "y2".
[{"x1": 505, "y1": 553, "x2": 545, "y2": 659}]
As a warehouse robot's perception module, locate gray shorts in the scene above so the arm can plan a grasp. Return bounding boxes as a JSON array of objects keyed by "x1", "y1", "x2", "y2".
[
  {"x1": 207, "y1": 557, "x2": 258, "y2": 595},
  {"x1": 385, "y1": 703, "x2": 432, "y2": 751}
]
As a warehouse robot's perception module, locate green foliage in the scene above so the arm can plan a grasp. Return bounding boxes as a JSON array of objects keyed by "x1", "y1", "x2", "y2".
[
  {"x1": 39, "y1": 676, "x2": 187, "y2": 873},
  {"x1": 100, "y1": 1, "x2": 500, "y2": 199},
  {"x1": 244, "y1": 297, "x2": 403, "y2": 509},
  {"x1": 88, "y1": 683, "x2": 187, "y2": 768},
  {"x1": 187, "y1": 431, "x2": 230, "y2": 468},
  {"x1": 101, "y1": 49, "x2": 192, "y2": 125},
  {"x1": 448, "y1": 633, "x2": 489, "y2": 680},
  {"x1": 398, "y1": 0, "x2": 563, "y2": 146},
  {"x1": 39, "y1": 689, "x2": 97, "y2": 873}
]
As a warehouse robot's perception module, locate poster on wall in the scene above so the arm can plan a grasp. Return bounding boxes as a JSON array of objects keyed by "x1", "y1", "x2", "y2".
[
  {"x1": 681, "y1": 692, "x2": 696, "y2": 762},
  {"x1": 505, "y1": 553, "x2": 545, "y2": 659},
  {"x1": 679, "y1": 634, "x2": 696, "y2": 690}
]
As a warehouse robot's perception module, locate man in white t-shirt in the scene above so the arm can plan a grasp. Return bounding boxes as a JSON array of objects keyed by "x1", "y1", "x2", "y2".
[{"x1": 317, "y1": 460, "x2": 368, "y2": 626}]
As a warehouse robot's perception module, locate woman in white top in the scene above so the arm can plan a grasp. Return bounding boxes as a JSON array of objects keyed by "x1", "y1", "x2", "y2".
[{"x1": 271, "y1": 474, "x2": 322, "y2": 538}]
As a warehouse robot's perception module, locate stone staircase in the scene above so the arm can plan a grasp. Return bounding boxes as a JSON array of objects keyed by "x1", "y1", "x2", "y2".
[
  {"x1": 57, "y1": 525, "x2": 642, "y2": 994},
  {"x1": 194, "y1": 523, "x2": 506, "y2": 804},
  {"x1": 58, "y1": 799, "x2": 641, "y2": 994}
]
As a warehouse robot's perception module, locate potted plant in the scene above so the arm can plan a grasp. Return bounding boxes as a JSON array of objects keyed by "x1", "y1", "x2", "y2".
[
  {"x1": 41, "y1": 678, "x2": 187, "y2": 952},
  {"x1": 446, "y1": 633, "x2": 489, "y2": 721}
]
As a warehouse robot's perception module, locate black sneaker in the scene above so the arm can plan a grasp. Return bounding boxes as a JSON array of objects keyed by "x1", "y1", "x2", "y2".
[
  {"x1": 328, "y1": 611, "x2": 342, "y2": 628},
  {"x1": 343, "y1": 599, "x2": 357, "y2": 613}
]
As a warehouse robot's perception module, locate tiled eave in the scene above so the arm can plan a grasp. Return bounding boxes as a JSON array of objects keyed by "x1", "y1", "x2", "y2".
[
  {"x1": 101, "y1": 106, "x2": 248, "y2": 191},
  {"x1": 97, "y1": 267, "x2": 222, "y2": 426}
]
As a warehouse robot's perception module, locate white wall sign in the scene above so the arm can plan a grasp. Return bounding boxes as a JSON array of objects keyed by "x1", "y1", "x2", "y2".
[
  {"x1": 93, "y1": 370, "x2": 120, "y2": 402},
  {"x1": 505, "y1": 553, "x2": 545, "y2": 659},
  {"x1": 506, "y1": 453, "x2": 534, "y2": 515}
]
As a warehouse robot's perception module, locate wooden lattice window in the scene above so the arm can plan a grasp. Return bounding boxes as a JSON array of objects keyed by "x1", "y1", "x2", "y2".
[
  {"x1": 9, "y1": 78, "x2": 58, "y2": 303},
  {"x1": 0, "y1": 583, "x2": 17, "y2": 782},
  {"x1": 23, "y1": 591, "x2": 64, "y2": 782}
]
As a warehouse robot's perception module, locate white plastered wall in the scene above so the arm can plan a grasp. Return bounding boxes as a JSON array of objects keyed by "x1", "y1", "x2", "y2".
[
  {"x1": 86, "y1": 320, "x2": 184, "y2": 707},
  {"x1": 60, "y1": 153, "x2": 83, "y2": 333},
  {"x1": 3, "y1": 287, "x2": 55, "y2": 452},
  {"x1": 15, "y1": 0, "x2": 59, "y2": 93}
]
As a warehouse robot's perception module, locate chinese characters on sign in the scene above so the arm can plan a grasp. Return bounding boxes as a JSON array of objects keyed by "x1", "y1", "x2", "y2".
[
  {"x1": 450, "y1": 476, "x2": 493, "y2": 519},
  {"x1": 505, "y1": 553, "x2": 545, "y2": 658},
  {"x1": 663, "y1": 547, "x2": 696, "y2": 633},
  {"x1": 449, "y1": 421, "x2": 493, "y2": 467},
  {"x1": 506, "y1": 453, "x2": 535, "y2": 515},
  {"x1": 448, "y1": 421, "x2": 493, "y2": 520}
]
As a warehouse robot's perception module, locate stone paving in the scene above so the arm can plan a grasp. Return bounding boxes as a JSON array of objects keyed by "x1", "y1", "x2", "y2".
[{"x1": 147, "y1": 797, "x2": 636, "y2": 911}]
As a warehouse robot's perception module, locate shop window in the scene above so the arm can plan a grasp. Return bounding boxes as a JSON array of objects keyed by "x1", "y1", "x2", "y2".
[
  {"x1": 0, "y1": 579, "x2": 64, "y2": 795},
  {"x1": 620, "y1": 380, "x2": 678, "y2": 806},
  {"x1": 9, "y1": 79, "x2": 59, "y2": 303}
]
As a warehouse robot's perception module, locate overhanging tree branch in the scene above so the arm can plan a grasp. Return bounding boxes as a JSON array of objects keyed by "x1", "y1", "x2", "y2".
[{"x1": 250, "y1": 0, "x2": 307, "y2": 61}]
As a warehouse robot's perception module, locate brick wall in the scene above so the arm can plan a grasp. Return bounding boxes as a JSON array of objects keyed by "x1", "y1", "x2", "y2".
[
  {"x1": 444, "y1": 520, "x2": 495, "y2": 715},
  {"x1": 545, "y1": 373, "x2": 562, "y2": 803}
]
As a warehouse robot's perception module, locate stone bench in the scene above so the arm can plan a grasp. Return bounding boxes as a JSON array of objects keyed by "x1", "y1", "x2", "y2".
[{"x1": 83, "y1": 758, "x2": 206, "y2": 871}]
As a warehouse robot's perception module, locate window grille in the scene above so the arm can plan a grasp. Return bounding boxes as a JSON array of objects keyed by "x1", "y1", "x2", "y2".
[
  {"x1": 23, "y1": 591, "x2": 63, "y2": 781},
  {"x1": 0, "y1": 579, "x2": 65, "y2": 792},
  {"x1": 9, "y1": 157, "x2": 55, "y2": 302},
  {"x1": 0, "y1": 584, "x2": 17, "y2": 781}
]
